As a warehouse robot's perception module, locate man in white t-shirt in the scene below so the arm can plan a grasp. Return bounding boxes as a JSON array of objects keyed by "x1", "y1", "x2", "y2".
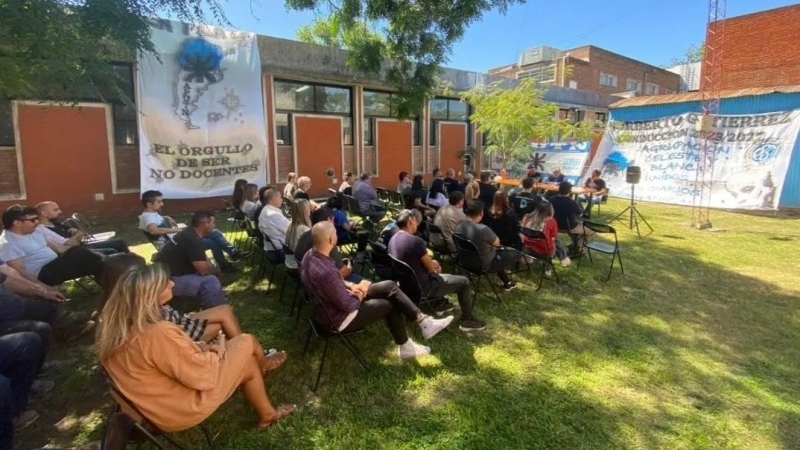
[
  {"x1": 138, "y1": 190, "x2": 246, "y2": 272},
  {"x1": 0, "y1": 205, "x2": 105, "y2": 286}
]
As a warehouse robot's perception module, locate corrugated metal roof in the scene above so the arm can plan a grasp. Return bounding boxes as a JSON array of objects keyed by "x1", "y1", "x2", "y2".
[{"x1": 610, "y1": 85, "x2": 800, "y2": 108}]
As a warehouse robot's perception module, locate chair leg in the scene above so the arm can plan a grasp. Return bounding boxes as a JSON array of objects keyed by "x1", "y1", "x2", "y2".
[
  {"x1": 133, "y1": 423, "x2": 173, "y2": 450},
  {"x1": 279, "y1": 274, "x2": 288, "y2": 303},
  {"x1": 340, "y1": 336, "x2": 369, "y2": 371},
  {"x1": 485, "y1": 275, "x2": 501, "y2": 303},
  {"x1": 267, "y1": 265, "x2": 276, "y2": 292},
  {"x1": 616, "y1": 250, "x2": 624, "y2": 275},
  {"x1": 303, "y1": 326, "x2": 314, "y2": 354},
  {"x1": 536, "y1": 262, "x2": 545, "y2": 292},
  {"x1": 199, "y1": 423, "x2": 215, "y2": 450},
  {"x1": 312, "y1": 340, "x2": 330, "y2": 392}
]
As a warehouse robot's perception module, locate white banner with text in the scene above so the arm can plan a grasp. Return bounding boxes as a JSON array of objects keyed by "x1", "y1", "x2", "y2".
[
  {"x1": 137, "y1": 19, "x2": 267, "y2": 198},
  {"x1": 588, "y1": 111, "x2": 800, "y2": 210},
  {"x1": 529, "y1": 141, "x2": 591, "y2": 185}
]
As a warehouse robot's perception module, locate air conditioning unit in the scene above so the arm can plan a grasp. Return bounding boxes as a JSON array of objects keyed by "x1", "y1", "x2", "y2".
[{"x1": 519, "y1": 46, "x2": 562, "y2": 66}]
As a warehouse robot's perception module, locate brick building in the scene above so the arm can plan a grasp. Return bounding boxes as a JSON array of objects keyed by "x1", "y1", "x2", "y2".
[
  {"x1": 704, "y1": 4, "x2": 800, "y2": 90},
  {"x1": 489, "y1": 45, "x2": 682, "y2": 102}
]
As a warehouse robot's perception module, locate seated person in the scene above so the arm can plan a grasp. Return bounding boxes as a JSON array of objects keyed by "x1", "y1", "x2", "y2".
[
  {"x1": 99, "y1": 253, "x2": 287, "y2": 369},
  {"x1": 292, "y1": 176, "x2": 320, "y2": 209},
  {"x1": 300, "y1": 222, "x2": 453, "y2": 359},
  {"x1": 97, "y1": 265, "x2": 295, "y2": 432},
  {"x1": 426, "y1": 179, "x2": 448, "y2": 209},
  {"x1": 285, "y1": 200, "x2": 312, "y2": 270},
  {"x1": 521, "y1": 201, "x2": 571, "y2": 267},
  {"x1": 545, "y1": 167, "x2": 566, "y2": 184},
  {"x1": 339, "y1": 172, "x2": 355, "y2": 195},
  {"x1": 405, "y1": 193, "x2": 435, "y2": 220},
  {"x1": 0, "y1": 205, "x2": 105, "y2": 287},
  {"x1": 326, "y1": 195, "x2": 368, "y2": 254},
  {"x1": 455, "y1": 201, "x2": 521, "y2": 291},
  {"x1": 239, "y1": 183, "x2": 260, "y2": 218},
  {"x1": 295, "y1": 207, "x2": 361, "y2": 284},
  {"x1": 258, "y1": 188, "x2": 290, "y2": 251},
  {"x1": 579, "y1": 169, "x2": 608, "y2": 213},
  {"x1": 442, "y1": 168, "x2": 462, "y2": 194},
  {"x1": 550, "y1": 182, "x2": 595, "y2": 251},
  {"x1": 486, "y1": 191, "x2": 522, "y2": 249},
  {"x1": 433, "y1": 191, "x2": 466, "y2": 253},
  {"x1": 510, "y1": 178, "x2": 543, "y2": 218},
  {"x1": 388, "y1": 209, "x2": 486, "y2": 331},
  {"x1": 526, "y1": 164, "x2": 542, "y2": 181},
  {"x1": 139, "y1": 190, "x2": 244, "y2": 271},
  {"x1": 409, "y1": 174, "x2": 427, "y2": 200},
  {"x1": 477, "y1": 172, "x2": 498, "y2": 210},
  {"x1": 397, "y1": 171, "x2": 412, "y2": 194},
  {"x1": 1, "y1": 331, "x2": 49, "y2": 447},
  {"x1": 252, "y1": 185, "x2": 273, "y2": 223},
  {"x1": 36, "y1": 201, "x2": 130, "y2": 255},
  {"x1": 352, "y1": 173, "x2": 386, "y2": 222},
  {"x1": 153, "y1": 211, "x2": 230, "y2": 309},
  {"x1": 283, "y1": 172, "x2": 298, "y2": 198}
]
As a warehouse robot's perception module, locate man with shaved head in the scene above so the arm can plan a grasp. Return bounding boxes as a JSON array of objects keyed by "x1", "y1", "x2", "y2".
[
  {"x1": 36, "y1": 201, "x2": 130, "y2": 255},
  {"x1": 300, "y1": 222, "x2": 453, "y2": 360}
]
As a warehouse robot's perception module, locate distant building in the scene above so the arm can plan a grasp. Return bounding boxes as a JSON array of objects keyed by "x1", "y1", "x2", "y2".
[
  {"x1": 667, "y1": 62, "x2": 702, "y2": 92},
  {"x1": 703, "y1": 4, "x2": 800, "y2": 90},
  {"x1": 489, "y1": 45, "x2": 682, "y2": 101}
]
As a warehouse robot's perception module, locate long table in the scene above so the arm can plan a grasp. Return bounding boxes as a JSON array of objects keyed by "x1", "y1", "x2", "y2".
[{"x1": 496, "y1": 179, "x2": 598, "y2": 218}]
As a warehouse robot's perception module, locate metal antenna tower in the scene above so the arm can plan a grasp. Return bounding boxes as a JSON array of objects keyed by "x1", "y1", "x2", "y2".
[{"x1": 692, "y1": 0, "x2": 726, "y2": 230}]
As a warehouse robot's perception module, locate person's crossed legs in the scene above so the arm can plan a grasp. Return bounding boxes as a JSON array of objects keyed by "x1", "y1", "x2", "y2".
[{"x1": 170, "y1": 274, "x2": 227, "y2": 310}]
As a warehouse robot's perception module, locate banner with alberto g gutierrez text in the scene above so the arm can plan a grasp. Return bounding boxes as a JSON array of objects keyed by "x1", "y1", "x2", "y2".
[
  {"x1": 588, "y1": 110, "x2": 800, "y2": 210},
  {"x1": 137, "y1": 19, "x2": 267, "y2": 198}
]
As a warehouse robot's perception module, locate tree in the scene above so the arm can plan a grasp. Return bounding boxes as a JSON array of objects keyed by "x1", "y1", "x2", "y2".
[
  {"x1": 286, "y1": 0, "x2": 525, "y2": 118},
  {"x1": 668, "y1": 42, "x2": 705, "y2": 66},
  {"x1": 460, "y1": 78, "x2": 599, "y2": 170},
  {"x1": 0, "y1": 0, "x2": 228, "y2": 101}
]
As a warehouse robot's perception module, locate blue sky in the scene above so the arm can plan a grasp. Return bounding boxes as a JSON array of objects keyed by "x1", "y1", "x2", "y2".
[{"x1": 219, "y1": 0, "x2": 796, "y2": 72}]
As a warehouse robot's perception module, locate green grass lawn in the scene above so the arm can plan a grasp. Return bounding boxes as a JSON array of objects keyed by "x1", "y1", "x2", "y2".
[{"x1": 17, "y1": 200, "x2": 800, "y2": 450}]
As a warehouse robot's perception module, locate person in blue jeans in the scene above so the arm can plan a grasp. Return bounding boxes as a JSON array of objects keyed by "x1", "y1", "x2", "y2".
[
  {"x1": 0, "y1": 332, "x2": 45, "y2": 450},
  {"x1": 138, "y1": 190, "x2": 246, "y2": 272}
]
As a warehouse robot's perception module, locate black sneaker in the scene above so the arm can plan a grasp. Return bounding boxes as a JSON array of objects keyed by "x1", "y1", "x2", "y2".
[
  {"x1": 501, "y1": 281, "x2": 517, "y2": 291},
  {"x1": 38, "y1": 360, "x2": 62, "y2": 378},
  {"x1": 459, "y1": 317, "x2": 487, "y2": 331},
  {"x1": 31, "y1": 380, "x2": 55, "y2": 397},
  {"x1": 430, "y1": 298, "x2": 455, "y2": 317}
]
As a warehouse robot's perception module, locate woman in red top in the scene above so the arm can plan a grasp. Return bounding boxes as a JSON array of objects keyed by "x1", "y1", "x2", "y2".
[{"x1": 521, "y1": 201, "x2": 571, "y2": 266}]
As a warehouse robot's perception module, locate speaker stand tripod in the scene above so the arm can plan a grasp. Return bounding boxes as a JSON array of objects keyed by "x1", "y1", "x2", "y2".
[{"x1": 612, "y1": 184, "x2": 653, "y2": 237}]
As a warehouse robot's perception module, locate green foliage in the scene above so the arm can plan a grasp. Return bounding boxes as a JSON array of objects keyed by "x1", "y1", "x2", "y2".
[
  {"x1": 286, "y1": 0, "x2": 525, "y2": 118},
  {"x1": 461, "y1": 78, "x2": 598, "y2": 168},
  {"x1": 0, "y1": 0, "x2": 228, "y2": 102},
  {"x1": 668, "y1": 42, "x2": 705, "y2": 66}
]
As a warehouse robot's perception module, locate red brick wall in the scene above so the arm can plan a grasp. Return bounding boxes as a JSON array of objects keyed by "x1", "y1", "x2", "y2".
[
  {"x1": 0, "y1": 148, "x2": 21, "y2": 198},
  {"x1": 564, "y1": 47, "x2": 681, "y2": 94},
  {"x1": 114, "y1": 145, "x2": 139, "y2": 191},
  {"x1": 704, "y1": 4, "x2": 800, "y2": 90}
]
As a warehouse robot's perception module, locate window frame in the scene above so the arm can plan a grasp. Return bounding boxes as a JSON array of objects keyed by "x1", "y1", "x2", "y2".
[
  {"x1": 273, "y1": 79, "x2": 354, "y2": 145},
  {"x1": 626, "y1": 79, "x2": 641, "y2": 93},
  {"x1": 645, "y1": 83, "x2": 660, "y2": 95},
  {"x1": 428, "y1": 97, "x2": 472, "y2": 146},
  {"x1": 599, "y1": 73, "x2": 618, "y2": 88},
  {"x1": 362, "y1": 89, "x2": 421, "y2": 146}
]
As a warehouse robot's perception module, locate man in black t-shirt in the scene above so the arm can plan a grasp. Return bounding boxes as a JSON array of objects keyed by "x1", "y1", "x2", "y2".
[
  {"x1": 442, "y1": 168, "x2": 462, "y2": 194},
  {"x1": 510, "y1": 178, "x2": 543, "y2": 218},
  {"x1": 579, "y1": 169, "x2": 608, "y2": 217},
  {"x1": 550, "y1": 182, "x2": 594, "y2": 250},
  {"x1": 154, "y1": 211, "x2": 227, "y2": 309}
]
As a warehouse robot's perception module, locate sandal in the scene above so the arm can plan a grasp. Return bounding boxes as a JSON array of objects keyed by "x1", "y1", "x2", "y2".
[
  {"x1": 259, "y1": 350, "x2": 287, "y2": 374},
  {"x1": 258, "y1": 404, "x2": 295, "y2": 429}
]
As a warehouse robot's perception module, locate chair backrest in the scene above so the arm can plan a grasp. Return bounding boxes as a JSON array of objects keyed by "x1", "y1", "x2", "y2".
[
  {"x1": 101, "y1": 366, "x2": 150, "y2": 427},
  {"x1": 519, "y1": 225, "x2": 546, "y2": 241},
  {"x1": 261, "y1": 231, "x2": 286, "y2": 262},
  {"x1": 583, "y1": 220, "x2": 619, "y2": 248},
  {"x1": 426, "y1": 221, "x2": 451, "y2": 253},
  {"x1": 376, "y1": 187, "x2": 389, "y2": 202},
  {"x1": 388, "y1": 255, "x2": 423, "y2": 304},
  {"x1": 453, "y1": 233, "x2": 485, "y2": 274}
]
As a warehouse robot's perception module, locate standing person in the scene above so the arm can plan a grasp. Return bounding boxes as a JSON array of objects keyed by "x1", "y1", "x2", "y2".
[
  {"x1": 426, "y1": 179, "x2": 448, "y2": 209},
  {"x1": 0, "y1": 331, "x2": 46, "y2": 450},
  {"x1": 339, "y1": 172, "x2": 355, "y2": 195},
  {"x1": 0, "y1": 205, "x2": 105, "y2": 287},
  {"x1": 239, "y1": 184, "x2": 260, "y2": 218},
  {"x1": 397, "y1": 171, "x2": 412, "y2": 194},
  {"x1": 433, "y1": 191, "x2": 466, "y2": 253},
  {"x1": 442, "y1": 168, "x2": 461, "y2": 194},
  {"x1": 138, "y1": 190, "x2": 245, "y2": 269},
  {"x1": 521, "y1": 201, "x2": 571, "y2": 268},
  {"x1": 283, "y1": 173, "x2": 298, "y2": 198},
  {"x1": 550, "y1": 182, "x2": 594, "y2": 251},
  {"x1": 97, "y1": 265, "x2": 295, "y2": 432},
  {"x1": 300, "y1": 222, "x2": 453, "y2": 359},
  {"x1": 35, "y1": 201, "x2": 130, "y2": 255},
  {"x1": 153, "y1": 211, "x2": 231, "y2": 309},
  {"x1": 388, "y1": 209, "x2": 486, "y2": 331},
  {"x1": 455, "y1": 201, "x2": 520, "y2": 291},
  {"x1": 486, "y1": 191, "x2": 521, "y2": 249}
]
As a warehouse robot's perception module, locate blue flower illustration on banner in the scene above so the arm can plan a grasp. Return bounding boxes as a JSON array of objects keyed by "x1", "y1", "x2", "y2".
[{"x1": 174, "y1": 37, "x2": 228, "y2": 130}]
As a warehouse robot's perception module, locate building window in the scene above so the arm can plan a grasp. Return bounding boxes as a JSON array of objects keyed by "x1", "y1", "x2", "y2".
[
  {"x1": 517, "y1": 64, "x2": 556, "y2": 83},
  {"x1": 275, "y1": 113, "x2": 291, "y2": 145},
  {"x1": 665, "y1": 88, "x2": 676, "y2": 95},
  {"x1": 362, "y1": 89, "x2": 421, "y2": 147},
  {"x1": 626, "y1": 79, "x2": 641, "y2": 93},
  {"x1": 274, "y1": 80, "x2": 353, "y2": 145},
  {"x1": 0, "y1": 101, "x2": 14, "y2": 147},
  {"x1": 429, "y1": 97, "x2": 472, "y2": 146},
  {"x1": 99, "y1": 64, "x2": 138, "y2": 146},
  {"x1": 600, "y1": 73, "x2": 617, "y2": 88},
  {"x1": 645, "y1": 83, "x2": 659, "y2": 95},
  {"x1": 574, "y1": 110, "x2": 586, "y2": 122},
  {"x1": 596, "y1": 112, "x2": 607, "y2": 123}
]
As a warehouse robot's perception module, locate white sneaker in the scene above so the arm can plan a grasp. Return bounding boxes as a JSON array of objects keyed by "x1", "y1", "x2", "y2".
[
  {"x1": 398, "y1": 339, "x2": 431, "y2": 359},
  {"x1": 419, "y1": 315, "x2": 454, "y2": 340},
  {"x1": 561, "y1": 256, "x2": 571, "y2": 267},
  {"x1": 545, "y1": 269, "x2": 552, "y2": 277}
]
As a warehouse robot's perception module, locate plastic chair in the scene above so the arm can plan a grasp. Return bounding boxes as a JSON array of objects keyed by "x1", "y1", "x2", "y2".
[{"x1": 578, "y1": 221, "x2": 623, "y2": 281}]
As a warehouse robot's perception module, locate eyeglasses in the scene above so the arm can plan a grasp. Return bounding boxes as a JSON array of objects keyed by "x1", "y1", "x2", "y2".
[{"x1": 19, "y1": 217, "x2": 39, "y2": 223}]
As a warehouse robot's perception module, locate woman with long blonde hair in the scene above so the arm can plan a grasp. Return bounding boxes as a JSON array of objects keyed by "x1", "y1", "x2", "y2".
[
  {"x1": 464, "y1": 180, "x2": 481, "y2": 203},
  {"x1": 285, "y1": 199, "x2": 312, "y2": 269},
  {"x1": 97, "y1": 265, "x2": 294, "y2": 432}
]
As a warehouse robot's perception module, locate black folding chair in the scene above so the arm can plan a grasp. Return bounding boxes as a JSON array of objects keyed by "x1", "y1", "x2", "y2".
[
  {"x1": 452, "y1": 234, "x2": 501, "y2": 304},
  {"x1": 257, "y1": 232, "x2": 285, "y2": 292},
  {"x1": 100, "y1": 367, "x2": 218, "y2": 450},
  {"x1": 388, "y1": 255, "x2": 437, "y2": 312},
  {"x1": 303, "y1": 294, "x2": 368, "y2": 391},
  {"x1": 578, "y1": 221, "x2": 623, "y2": 281},
  {"x1": 519, "y1": 226, "x2": 560, "y2": 291},
  {"x1": 425, "y1": 221, "x2": 456, "y2": 263},
  {"x1": 366, "y1": 240, "x2": 393, "y2": 281}
]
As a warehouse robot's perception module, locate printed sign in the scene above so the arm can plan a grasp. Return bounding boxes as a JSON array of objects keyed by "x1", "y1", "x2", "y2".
[
  {"x1": 529, "y1": 141, "x2": 591, "y2": 184},
  {"x1": 588, "y1": 111, "x2": 800, "y2": 210},
  {"x1": 137, "y1": 19, "x2": 267, "y2": 198}
]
